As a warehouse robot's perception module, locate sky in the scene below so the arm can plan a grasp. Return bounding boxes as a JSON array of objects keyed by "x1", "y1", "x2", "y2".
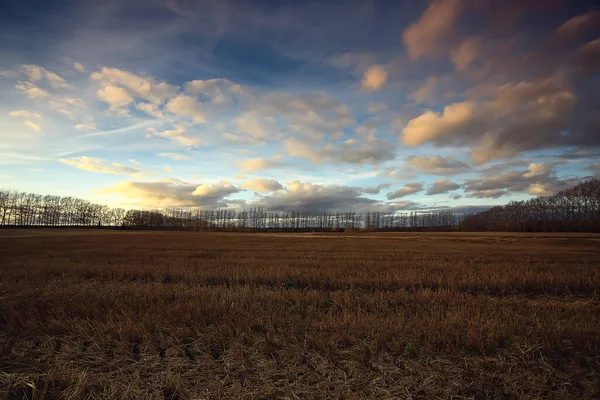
[{"x1": 1, "y1": 0, "x2": 599, "y2": 213}]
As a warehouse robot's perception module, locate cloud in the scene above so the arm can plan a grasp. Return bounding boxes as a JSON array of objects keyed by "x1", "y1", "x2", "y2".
[
  {"x1": 451, "y1": 36, "x2": 481, "y2": 71},
  {"x1": 283, "y1": 137, "x2": 395, "y2": 165},
  {"x1": 98, "y1": 179, "x2": 240, "y2": 209},
  {"x1": 402, "y1": 101, "x2": 475, "y2": 146},
  {"x1": 15, "y1": 81, "x2": 49, "y2": 98},
  {"x1": 185, "y1": 78, "x2": 230, "y2": 94},
  {"x1": 402, "y1": 74, "x2": 579, "y2": 163},
  {"x1": 523, "y1": 162, "x2": 550, "y2": 177},
  {"x1": 588, "y1": 163, "x2": 600, "y2": 178},
  {"x1": 330, "y1": 51, "x2": 376, "y2": 73},
  {"x1": 250, "y1": 181, "x2": 401, "y2": 213},
  {"x1": 192, "y1": 181, "x2": 239, "y2": 197},
  {"x1": 403, "y1": 155, "x2": 469, "y2": 175},
  {"x1": 527, "y1": 183, "x2": 555, "y2": 196},
  {"x1": 402, "y1": 0, "x2": 462, "y2": 60},
  {"x1": 184, "y1": 78, "x2": 245, "y2": 105},
  {"x1": 91, "y1": 67, "x2": 176, "y2": 104},
  {"x1": 222, "y1": 132, "x2": 266, "y2": 146},
  {"x1": 465, "y1": 189, "x2": 508, "y2": 198},
  {"x1": 4, "y1": 5, "x2": 598, "y2": 212},
  {"x1": 355, "y1": 118, "x2": 382, "y2": 140},
  {"x1": 386, "y1": 182, "x2": 424, "y2": 199},
  {"x1": 252, "y1": 91, "x2": 354, "y2": 140},
  {"x1": 59, "y1": 156, "x2": 142, "y2": 175},
  {"x1": 578, "y1": 38, "x2": 600, "y2": 77},
  {"x1": 519, "y1": 11, "x2": 600, "y2": 77},
  {"x1": 367, "y1": 102, "x2": 388, "y2": 114},
  {"x1": 158, "y1": 152, "x2": 191, "y2": 161},
  {"x1": 73, "y1": 62, "x2": 85, "y2": 73},
  {"x1": 89, "y1": 76, "x2": 354, "y2": 145},
  {"x1": 147, "y1": 126, "x2": 201, "y2": 147},
  {"x1": 21, "y1": 65, "x2": 49, "y2": 81},
  {"x1": 234, "y1": 111, "x2": 278, "y2": 141},
  {"x1": 97, "y1": 86, "x2": 134, "y2": 109},
  {"x1": 74, "y1": 122, "x2": 96, "y2": 131},
  {"x1": 361, "y1": 183, "x2": 391, "y2": 194},
  {"x1": 55, "y1": 108, "x2": 75, "y2": 120},
  {"x1": 135, "y1": 102, "x2": 165, "y2": 118},
  {"x1": 164, "y1": 95, "x2": 206, "y2": 123},
  {"x1": 238, "y1": 157, "x2": 284, "y2": 172},
  {"x1": 50, "y1": 97, "x2": 86, "y2": 108},
  {"x1": 410, "y1": 76, "x2": 440, "y2": 104},
  {"x1": 9, "y1": 110, "x2": 41, "y2": 120},
  {"x1": 555, "y1": 11, "x2": 600, "y2": 44},
  {"x1": 426, "y1": 179, "x2": 460, "y2": 195},
  {"x1": 46, "y1": 97, "x2": 87, "y2": 121},
  {"x1": 552, "y1": 149, "x2": 600, "y2": 161},
  {"x1": 22, "y1": 64, "x2": 70, "y2": 89},
  {"x1": 241, "y1": 178, "x2": 283, "y2": 192},
  {"x1": 24, "y1": 120, "x2": 41, "y2": 131},
  {"x1": 462, "y1": 162, "x2": 574, "y2": 198},
  {"x1": 361, "y1": 65, "x2": 387, "y2": 92}
]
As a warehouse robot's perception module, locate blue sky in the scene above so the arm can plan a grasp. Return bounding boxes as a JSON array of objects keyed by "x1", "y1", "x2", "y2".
[{"x1": 1, "y1": 0, "x2": 599, "y2": 213}]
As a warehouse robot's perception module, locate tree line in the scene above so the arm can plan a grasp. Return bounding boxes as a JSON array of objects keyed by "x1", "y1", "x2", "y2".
[
  {"x1": 1, "y1": 178, "x2": 598, "y2": 232},
  {"x1": 0, "y1": 188, "x2": 456, "y2": 231},
  {"x1": 120, "y1": 208, "x2": 457, "y2": 231},
  {"x1": 0, "y1": 190, "x2": 126, "y2": 228},
  {"x1": 461, "y1": 179, "x2": 600, "y2": 232}
]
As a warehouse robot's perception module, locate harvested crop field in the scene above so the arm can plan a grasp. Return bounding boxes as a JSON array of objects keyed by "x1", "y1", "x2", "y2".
[{"x1": 1, "y1": 230, "x2": 599, "y2": 399}]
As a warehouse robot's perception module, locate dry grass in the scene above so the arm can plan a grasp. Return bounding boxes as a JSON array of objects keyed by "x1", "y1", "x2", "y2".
[{"x1": 0, "y1": 230, "x2": 599, "y2": 399}]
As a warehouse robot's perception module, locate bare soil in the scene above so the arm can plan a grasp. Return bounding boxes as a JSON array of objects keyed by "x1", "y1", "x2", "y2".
[{"x1": 1, "y1": 230, "x2": 599, "y2": 399}]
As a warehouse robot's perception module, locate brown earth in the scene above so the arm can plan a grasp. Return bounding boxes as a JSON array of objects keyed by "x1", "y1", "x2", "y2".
[{"x1": 0, "y1": 230, "x2": 599, "y2": 399}]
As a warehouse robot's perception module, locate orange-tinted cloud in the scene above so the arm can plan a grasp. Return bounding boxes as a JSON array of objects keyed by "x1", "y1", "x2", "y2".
[
  {"x1": 361, "y1": 65, "x2": 388, "y2": 91},
  {"x1": 403, "y1": 0, "x2": 462, "y2": 60}
]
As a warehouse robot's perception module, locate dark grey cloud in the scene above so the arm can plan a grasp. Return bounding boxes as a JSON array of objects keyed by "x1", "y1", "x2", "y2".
[
  {"x1": 552, "y1": 149, "x2": 600, "y2": 160},
  {"x1": 386, "y1": 182, "x2": 424, "y2": 199},
  {"x1": 462, "y1": 162, "x2": 577, "y2": 198},
  {"x1": 249, "y1": 181, "x2": 411, "y2": 213},
  {"x1": 426, "y1": 179, "x2": 460, "y2": 195},
  {"x1": 361, "y1": 183, "x2": 392, "y2": 194},
  {"x1": 465, "y1": 189, "x2": 509, "y2": 199},
  {"x1": 403, "y1": 155, "x2": 470, "y2": 175}
]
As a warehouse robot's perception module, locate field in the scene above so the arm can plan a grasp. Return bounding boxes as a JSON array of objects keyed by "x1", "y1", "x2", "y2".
[{"x1": 1, "y1": 230, "x2": 599, "y2": 399}]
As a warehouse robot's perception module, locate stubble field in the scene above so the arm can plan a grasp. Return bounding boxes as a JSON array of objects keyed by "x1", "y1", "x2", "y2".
[{"x1": 0, "y1": 230, "x2": 599, "y2": 399}]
